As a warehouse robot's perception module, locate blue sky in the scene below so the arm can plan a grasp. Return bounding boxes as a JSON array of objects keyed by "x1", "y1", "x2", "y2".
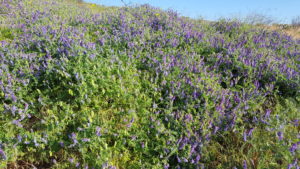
[{"x1": 84, "y1": 0, "x2": 300, "y2": 24}]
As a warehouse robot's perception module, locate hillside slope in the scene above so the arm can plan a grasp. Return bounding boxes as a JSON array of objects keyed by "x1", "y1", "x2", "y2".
[{"x1": 0, "y1": 0, "x2": 299, "y2": 168}]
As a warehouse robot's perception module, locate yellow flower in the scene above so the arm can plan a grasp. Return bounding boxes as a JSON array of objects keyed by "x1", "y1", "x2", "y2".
[
  {"x1": 90, "y1": 4, "x2": 97, "y2": 8},
  {"x1": 155, "y1": 13, "x2": 160, "y2": 17}
]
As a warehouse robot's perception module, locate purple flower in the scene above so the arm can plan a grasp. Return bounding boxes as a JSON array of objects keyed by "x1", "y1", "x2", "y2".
[
  {"x1": 75, "y1": 73, "x2": 80, "y2": 80},
  {"x1": 177, "y1": 156, "x2": 181, "y2": 163},
  {"x1": 89, "y1": 54, "x2": 96, "y2": 59},
  {"x1": 59, "y1": 141, "x2": 65, "y2": 147},
  {"x1": 69, "y1": 158, "x2": 74, "y2": 163},
  {"x1": 243, "y1": 160, "x2": 247, "y2": 169},
  {"x1": 11, "y1": 93, "x2": 17, "y2": 102},
  {"x1": 277, "y1": 132, "x2": 283, "y2": 141},
  {"x1": 131, "y1": 135, "x2": 137, "y2": 141},
  {"x1": 289, "y1": 143, "x2": 299, "y2": 154},
  {"x1": 70, "y1": 133, "x2": 77, "y2": 140},
  {"x1": 33, "y1": 138, "x2": 39, "y2": 147},
  {"x1": 96, "y1": 127, "x2": 101, "y2": 136},
  {"x1": 69, "y1": 132, "x2": 78, "y2": 147},
  {"x1": 0, "y1": 148, "x2": 6, "y2": 160},
  {"x1": 141, "y1": 142, "x2": 145, "y2": 149},
  {"x1": 243, "y1": 131, "x2": 247, "y2": 141},
  {"x1": 130, "y1": 117, "x2": 134, "y2": 123},
  {"x1": 254, "y1": 80, "x2": 260, "y2": 89},
  {"x1": 102, "y1": 162, "x2": 108, "y2": 168},
  {"x1": 82, "y1": 138, "x2": 90, "y2": 142},
  {"x1": 17, "y1": 135, "x2": 22, "y2": 142},
  {"x1": 213, "y1": 126, "x2": 219, "y2": 134},
  {"x1": 265, "y1": 109, "x2": 271, "y2": 119},
  {"x1": 248, "y1": 128, "x2": 254, "y2": 137},
  {"x1": 12, "y1": 120, "x2": 23, "y2": 128}
]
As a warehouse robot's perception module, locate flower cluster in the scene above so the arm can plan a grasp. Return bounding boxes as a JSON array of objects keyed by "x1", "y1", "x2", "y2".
[{"x1": 0, "y1": 0, "x2": 299, "y2": 168}]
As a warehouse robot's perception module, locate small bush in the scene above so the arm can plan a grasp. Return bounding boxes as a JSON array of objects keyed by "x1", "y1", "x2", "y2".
[
  {"x1": 0, "y1": 0, "x2": 299, "y2": 168},
  {"x1": 291, "y1": 16, "x2": 300, "y2": 27},
  {"x1": 243, "y1": 13, "x2": 276, "y2": 25}
]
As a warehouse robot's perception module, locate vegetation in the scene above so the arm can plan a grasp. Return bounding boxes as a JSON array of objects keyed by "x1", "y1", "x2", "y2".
[
  {"x1": 292, "y1": 16, "x2": 300, "y2": 27},
  {"x1": 0, "y1": 0, "x2": 299, "y2": 168}
]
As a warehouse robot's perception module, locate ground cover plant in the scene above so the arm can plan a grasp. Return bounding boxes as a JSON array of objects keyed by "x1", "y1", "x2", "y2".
[{"x1": 0, "y1": 0, "x2": 299, "y2": 168}]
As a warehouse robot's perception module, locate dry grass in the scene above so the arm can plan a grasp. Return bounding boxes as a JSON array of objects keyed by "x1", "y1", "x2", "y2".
[
  {"x1": 284, "y1": 27, "x2": 300, "y2": 39},
  {"x1": 264, "y1": 25, "x2": 300, "y2": 40}
]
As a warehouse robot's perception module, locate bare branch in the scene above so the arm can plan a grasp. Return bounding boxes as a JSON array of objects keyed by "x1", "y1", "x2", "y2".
[{"x1": 120, "y1": 0, "x2": 128, "y2": 6}]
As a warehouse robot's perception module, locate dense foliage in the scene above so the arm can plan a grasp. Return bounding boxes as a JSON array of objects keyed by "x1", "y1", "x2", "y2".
[{"x1": 0, "y1": 0, "x2": 299, "y2": 168}]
